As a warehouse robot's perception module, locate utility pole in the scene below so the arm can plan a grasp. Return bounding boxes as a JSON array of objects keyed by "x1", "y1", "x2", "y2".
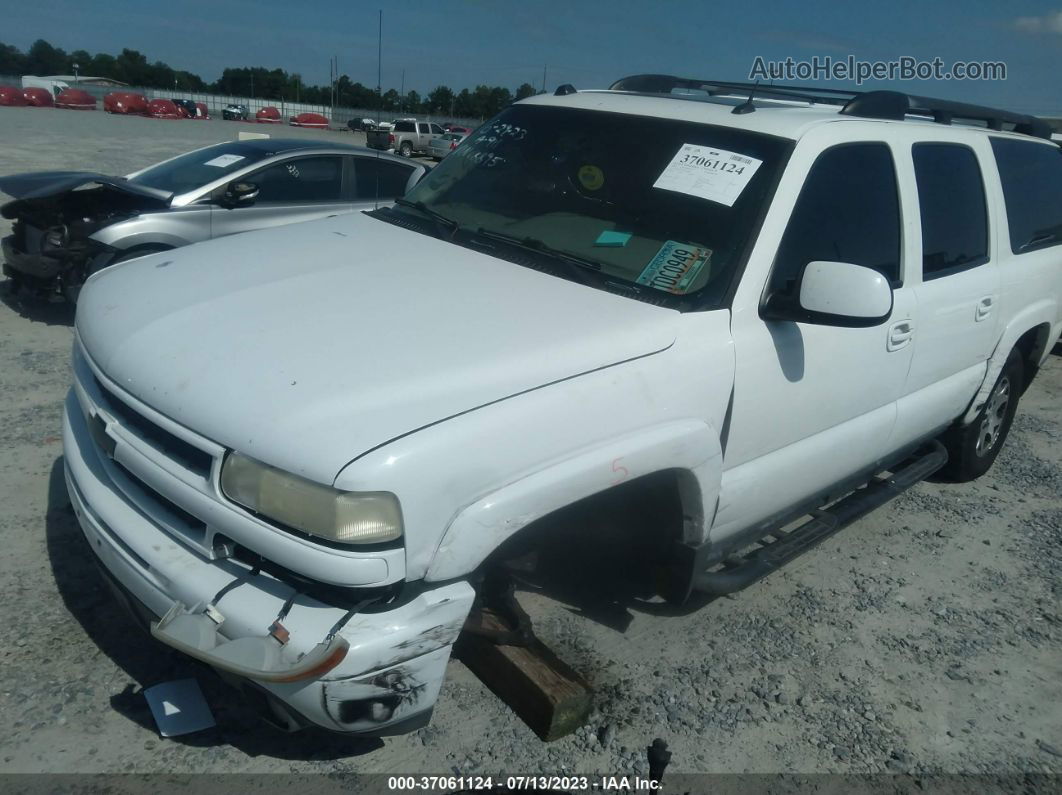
[
  {"x1": 400, "y1": 68, "x2": 405, "y2": 112},
  {"x1": 376, "y1": 9, "x2": 382, "y2": 121},
  {"x1": 541, "y1": 63, "x2": 547, "y2": 94}
]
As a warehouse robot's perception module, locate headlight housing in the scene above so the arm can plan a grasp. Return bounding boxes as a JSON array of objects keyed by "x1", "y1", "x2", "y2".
[{"x1": 220, "y1": 452, "x2": 402, "y2": 545}]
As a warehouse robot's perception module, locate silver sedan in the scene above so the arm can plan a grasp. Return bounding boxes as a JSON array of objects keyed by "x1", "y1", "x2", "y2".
[
  {"x1": 0, "y1": 140, "x2": 428, "y2": 302},
  {"x1": 427, "y1": 132, "x2": 468, "y2": 161}
]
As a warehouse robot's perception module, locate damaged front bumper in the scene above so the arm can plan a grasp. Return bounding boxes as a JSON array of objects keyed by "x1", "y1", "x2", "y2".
[
  {"x1": 2, "y1": 231, "x2": 113, "y2": 293},
  {"x1": 63, "y1": 394, "x2": 475, "y2": 735}
]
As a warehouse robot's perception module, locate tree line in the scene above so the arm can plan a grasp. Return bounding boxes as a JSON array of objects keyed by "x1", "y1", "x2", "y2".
[{"x1": 0, "y1": 39, "x2": 540, "y2": 118}]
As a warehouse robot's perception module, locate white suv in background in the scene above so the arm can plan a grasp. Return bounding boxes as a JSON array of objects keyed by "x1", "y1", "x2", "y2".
[{"x1": 63, "y1": 76, "x2": 1062, "y2": 735}]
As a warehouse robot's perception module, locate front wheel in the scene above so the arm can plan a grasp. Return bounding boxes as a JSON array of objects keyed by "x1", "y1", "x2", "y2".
[
  {"x1": 939, "y1": 349, "x2": 1023, "y2": 482},
  {"x1": 63, "y1": 245, "x2": 172, "y2": 304}
]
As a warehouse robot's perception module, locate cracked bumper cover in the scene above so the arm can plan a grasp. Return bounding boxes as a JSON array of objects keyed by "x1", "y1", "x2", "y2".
[{"x1": 62, "y1": 394, "x2": 475, "y2": 734}]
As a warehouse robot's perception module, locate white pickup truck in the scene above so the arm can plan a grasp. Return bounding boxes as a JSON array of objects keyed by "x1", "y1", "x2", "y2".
[{"x1": 64, "y1": 76, "x2": 1062, "y2": 736}]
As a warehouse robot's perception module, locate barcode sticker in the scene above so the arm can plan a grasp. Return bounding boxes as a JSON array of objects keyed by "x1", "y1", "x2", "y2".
[{"x1": 653, "y1": 144, "x2": 763, "y2": 206}]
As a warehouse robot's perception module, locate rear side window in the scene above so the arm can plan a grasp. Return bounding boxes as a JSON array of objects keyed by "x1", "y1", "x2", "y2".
[
  {"x1": 394, "y1": 121, "x2": 414, "y2": 132},
  {"x1": 353, "y1": 158, "x2": 414, "y2": 199},
  {"x1": 771, "y1": 143, "x2": 901, "y2": 294},
  {"x1": 991, "y1": 138, "x2": 1062, "y2": 254},
  {"x1": 913, "y1": 143, "x2": 989, "y2": 279}
]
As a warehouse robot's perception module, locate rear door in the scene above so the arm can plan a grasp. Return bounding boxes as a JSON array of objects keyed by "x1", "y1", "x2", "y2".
[
  {"x1": 208, "y1": 154, "x2": 352, "y2": 239},
  {"x1": 348, "y1": 156, "x2": 419, "y2": 207},
  {"x1": 417, "y1": 122, "x2": 433, "y2": 149},
  {"x1": 889, "y1": 138, "x2": 1000, "y2": 448}
]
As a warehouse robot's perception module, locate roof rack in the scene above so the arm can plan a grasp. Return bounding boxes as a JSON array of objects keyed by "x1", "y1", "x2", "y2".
[{"x1": 608, "y1": 75, "x2": 1053, "y2": 140}]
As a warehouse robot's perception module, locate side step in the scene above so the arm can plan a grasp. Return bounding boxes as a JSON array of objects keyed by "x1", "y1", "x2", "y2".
[{"x1": 694, "y1": 441, "x2": 947, "y2": 596}]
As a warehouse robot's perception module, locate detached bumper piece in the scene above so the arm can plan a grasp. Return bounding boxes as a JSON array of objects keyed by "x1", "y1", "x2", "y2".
[{"x1": 152, "y1": 600, "x2": 353, "y2": 683}]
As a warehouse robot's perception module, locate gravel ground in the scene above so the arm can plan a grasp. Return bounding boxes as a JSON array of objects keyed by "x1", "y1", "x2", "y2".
[{"x1": 0, "y1": 107, "x2": 1060, "y2": 783}]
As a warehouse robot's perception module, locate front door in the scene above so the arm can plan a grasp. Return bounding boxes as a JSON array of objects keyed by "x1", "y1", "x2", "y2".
[
  {"x1": 714, "y1": 138, "x2": 916, "y2": 542},
  {"x1": 209, "y1": 155, "x2": 352, "y2": 239}
]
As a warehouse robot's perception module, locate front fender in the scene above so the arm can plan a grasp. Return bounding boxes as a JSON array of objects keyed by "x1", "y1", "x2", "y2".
[
  {"x1": 90, "y1": 219, "x2": 193, "y2": 252},
  {"x1": 424, "y1": 420, "x2": 722, "y2": 582}
]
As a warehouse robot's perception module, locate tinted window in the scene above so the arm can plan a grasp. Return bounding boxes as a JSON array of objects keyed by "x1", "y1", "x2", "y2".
[
  {"x1": 418, "y1": 123, "x2": 430, "y2": 134},
  {"x1": 354, "y1": 159, "x2": 414, "y2": 199},
  {"x1": 129, "y1": 142, "x2": 271, "y2": 194},
  {"x1": 913, "y1": 143, "x2": 988, "y2": 279},
  {"x1": 430, "y1": 124, "x2": 444, "y2": 134},
  {"x1": 990, "y1": 138, "x2": 1062, "y2": 254},
  {"x1": 394, "y1": 121, "x2": 414, "y2": 132},
  {"x1": 249, "y1": 156, "x2": 342, "y2": 203},
  {"x1": 771, "y1": 143, "x2": 901, "y2": 295}
]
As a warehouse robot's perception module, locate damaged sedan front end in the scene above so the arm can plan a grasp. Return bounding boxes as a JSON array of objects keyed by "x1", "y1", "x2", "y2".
[{"x1": 1, "y1": 172, "x2": 172, "y2": 299}]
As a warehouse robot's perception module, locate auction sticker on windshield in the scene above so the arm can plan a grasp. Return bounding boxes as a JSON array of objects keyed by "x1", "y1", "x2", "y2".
[
  {"x1": 637, "y1": 241, "x2": 712, "y2": 294},
  {"x1": 203, "y1": 154, "x2": 245, "y2": 168},
  {"x1": 653, "y1": 144, "x2": 762, "y2": 206}
]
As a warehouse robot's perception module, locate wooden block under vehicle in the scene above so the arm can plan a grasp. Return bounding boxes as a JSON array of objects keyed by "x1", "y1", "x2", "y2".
[{"x1": 456, "y1": 605, "x2": 593, "y2": 742}]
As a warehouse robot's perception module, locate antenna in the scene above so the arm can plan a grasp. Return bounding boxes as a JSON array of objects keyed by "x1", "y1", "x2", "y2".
[
  {"x1": 732, "y1": 80, "x2": 758, "y2": 115},
  {"x1": 374, "y1": 8, "x2": 382, "y2": 210}
]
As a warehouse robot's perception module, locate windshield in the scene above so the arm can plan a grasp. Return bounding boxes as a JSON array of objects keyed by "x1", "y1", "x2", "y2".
[
  {"x1": 402, "y1": 104, "x2": 791, "y2": 308},
  {"x1": 129, "y1": 142, "x2": 271, "y2": 195}
]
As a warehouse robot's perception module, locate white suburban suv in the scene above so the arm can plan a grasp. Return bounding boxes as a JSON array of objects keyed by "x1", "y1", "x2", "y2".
[{"x1": 63, "y1": 75, "x2": 1062, "y2": 735}]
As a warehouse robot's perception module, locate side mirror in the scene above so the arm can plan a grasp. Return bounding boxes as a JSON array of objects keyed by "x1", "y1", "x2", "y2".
[
  {"x1": 763, "y1": 260, "x2": 893, "y2": 327},
  {"x1": 221, "y1": 181, "x2": 259, "y2": 209}
]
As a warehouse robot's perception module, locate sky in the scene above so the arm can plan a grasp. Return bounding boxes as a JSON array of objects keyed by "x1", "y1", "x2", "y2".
[{"x1": 5, "y1": 0, "x2": 1061, "y2": 114}]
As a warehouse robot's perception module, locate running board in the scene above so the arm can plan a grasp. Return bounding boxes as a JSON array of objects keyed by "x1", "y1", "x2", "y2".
[{"x1": 694, "y1": 441, "x2": 948, "y2": 596}]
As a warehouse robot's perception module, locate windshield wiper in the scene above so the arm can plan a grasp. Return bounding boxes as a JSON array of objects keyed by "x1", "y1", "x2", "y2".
[
  {"x1": 392, "y1": 197, "x2": 459, "y2": 238},
  {"x1": 469, "y1": 228, "x2": 604, "y2": 285}
]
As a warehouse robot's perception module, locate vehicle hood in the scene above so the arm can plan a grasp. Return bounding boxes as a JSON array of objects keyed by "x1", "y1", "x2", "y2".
[
  {"x1": 76, "y1": 211, "x2": 680, "y2": 484},
  {"x1": 0, "y1": 171, "x2": 171, "y2": 219}
]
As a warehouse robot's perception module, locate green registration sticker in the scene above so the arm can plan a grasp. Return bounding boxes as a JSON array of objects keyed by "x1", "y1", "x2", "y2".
[{"x1": 636, "y1": 241, "x2": 712, "y2": 294}]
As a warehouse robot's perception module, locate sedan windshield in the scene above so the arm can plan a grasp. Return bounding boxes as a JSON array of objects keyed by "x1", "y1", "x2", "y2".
[
  {"x1": 128, "y1": 143, "x2": 272, "y2": 196},
  {"x1": 402, "y1": 104, "x2": 791, "y2": 308}
]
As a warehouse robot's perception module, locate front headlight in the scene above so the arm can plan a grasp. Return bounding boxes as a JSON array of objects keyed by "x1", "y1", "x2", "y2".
[{"x1": 220, "y1": 452, "x2": 403, "y2": 545}]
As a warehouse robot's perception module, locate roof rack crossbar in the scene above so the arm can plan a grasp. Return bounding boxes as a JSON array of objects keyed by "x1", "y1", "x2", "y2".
[{"x1": 608, "y1": 75, "x2": 1053, "y2": 139}]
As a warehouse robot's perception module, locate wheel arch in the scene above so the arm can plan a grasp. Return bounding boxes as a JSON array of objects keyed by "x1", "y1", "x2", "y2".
[
  {"x1": 423, "y1": 420, "x2": 722, "y2": 582},
  {"x1": 962, "y1": 303, "x2": 1058, "y2": 425}
]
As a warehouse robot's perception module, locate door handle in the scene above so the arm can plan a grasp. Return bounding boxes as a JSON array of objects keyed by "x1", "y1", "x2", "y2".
[
  {"x1": 887, "y1": 320, "x2": 914, "y2": 352},
  {"x1": 975, "y1": 296, "x2": 994, "y2": 322}
]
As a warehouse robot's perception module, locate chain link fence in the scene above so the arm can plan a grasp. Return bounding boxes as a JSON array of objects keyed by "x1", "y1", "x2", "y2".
[{"x1": 0, "y1": 75, "x2": 484, "y2": 128}]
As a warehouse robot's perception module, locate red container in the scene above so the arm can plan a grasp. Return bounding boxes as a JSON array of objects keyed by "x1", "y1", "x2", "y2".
[
  {"x1": 255, "y1": 106, "x2": 282, "y2": 123},
  {"x1": 289, "y1": 112, "x2": 329, "y2": 129},
  {"x1": 104, "y1": 92, "x2": 149, "y2": 114},
  {"x1": 148, "y1": 98, "x2": 181, "y2": 119},
  {"x1": 194, "y1": 102, "x2": 210, "y2": 119},
  {"x1": 0, "y1": 85, "x2": 27, "y2": 106},
  {"x1": 55, "y1": 88, "x2": 97, "y2": 110},
  {"x1": 22, "y1": 87, "x2": 55, "y2": 107}
]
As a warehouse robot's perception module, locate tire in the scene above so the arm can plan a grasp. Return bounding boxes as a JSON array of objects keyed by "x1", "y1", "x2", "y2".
[
  {"x1": 940, "y1": 348, "x2": 1023, "y2": 482},
  {"x1": 399, "y1": 141, "x2": 413, "y2": 157},
  {"x1": 63, "y1": 245, "x2": 171, "y2": 304}
]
